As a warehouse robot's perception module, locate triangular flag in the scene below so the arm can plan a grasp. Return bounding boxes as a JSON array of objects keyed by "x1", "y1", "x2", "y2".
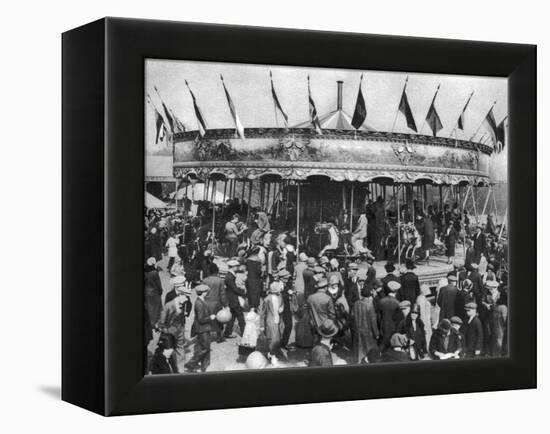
[
  {"x1": 185, "y1": 80, "x2": 208, "y2": 137},
  {"x1": 425, "y1": 85, "x2": 443, "y2": 137},
  {"x1": 457, "y1": 92, "x2": 474, "y2": 131},
  {"x1": 270, "y1": 71, "x2": 289, "y2": 127},
  {"x1": 482, "y1": 107, "x2": 499, "y2": 145},
  {"x1": 398, "y1": 81, "x2": 417, "y2": 132},
  {"x1": 220, "y1": 75, "x2": 245, "y2": 139},
  {"x1": 154, "y1": 109, "x2": 164, "y2": 144},
  {"x1": 308, "y1": 76, "x2": 323, "y2": 135},
  {"x1": 496, "y1": 118, "x2": 507, "y2": 153},
  {"x1": 351, "y1": 75, "x2": 367, "y2": 130}
]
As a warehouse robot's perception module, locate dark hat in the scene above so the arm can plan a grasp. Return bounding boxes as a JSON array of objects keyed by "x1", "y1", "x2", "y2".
[
  {"x1": 411, "y1": 303, "x2": 421, "y2": 314},
  {"x1": 318, "y1": 319, "x2": 338, "y2": 338},
  {"x1": 399, "y1": 300, "x2": 411, "y2": 310},
  {"x1": 384, "y1": 261, "x2": 396, "y2": 272},
  {"x1": 405, "y1": 259, "x2": 416, "y2": 270},
  {"x1": 465, "y1": 302, "x2": 478, "y2": 310},
  {"x1": 448, "y1": 274, "x2": 458, "y2": 282},
  {"x1": 158, "y1": 333, "x2": 176, "y2": 350},
  {"x1": 438, "y1": 318, "x2": 452, "y2": 332},
  {"x1": 390, "y1": 333, "x2": 408, "y2": 348},
  {"x1": 450, "y1": 316, "x2": 463, "y2": 325}
]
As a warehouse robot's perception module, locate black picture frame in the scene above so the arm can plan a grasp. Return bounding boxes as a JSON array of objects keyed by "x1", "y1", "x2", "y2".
[{"x1": 62, "y1": 17, "x2": 536, "y2": 416}]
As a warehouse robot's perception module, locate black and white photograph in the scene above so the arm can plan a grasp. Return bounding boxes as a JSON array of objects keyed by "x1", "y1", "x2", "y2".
[{"x1": 144, "y1": 60, "x2": 509, "y2": 374}]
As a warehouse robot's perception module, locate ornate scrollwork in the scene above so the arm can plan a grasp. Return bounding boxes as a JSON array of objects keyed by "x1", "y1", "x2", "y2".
[{"x1": 392, "y1": 141, "x2": 416, "y2": 165}]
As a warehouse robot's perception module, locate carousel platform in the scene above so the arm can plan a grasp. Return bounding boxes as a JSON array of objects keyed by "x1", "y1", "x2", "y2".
[{"x1": 214, "y1": 249, "x2": 462, "y2": 289}]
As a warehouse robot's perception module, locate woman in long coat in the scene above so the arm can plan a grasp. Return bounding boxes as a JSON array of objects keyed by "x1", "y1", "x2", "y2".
[
  {"x1": 422, "y1": 214, "x2": 435, "y2": 262},
  {"x1": 397, "y1": 304, "x2": 427, "y2": 360},
  {"x1": 352, "y1": 286, "x2": 379, "y2": 363},
  {"x1": 144, "y1": 258, "x2": 164, "y2": 326},
  {"x1": 245, "y1": 248, "x2": 263, "y2": 310},
  {"x1": 263, "y1": 282, "x2": 284, "y2": 357},
  {"x1": 149, "y1": 227, "x2": 163, "y2": 263},
  {"x1": 444, "y1": 222, "x2": 459, "y2": 264}
]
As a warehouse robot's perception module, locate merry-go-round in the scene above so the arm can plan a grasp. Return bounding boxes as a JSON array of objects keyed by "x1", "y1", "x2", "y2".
[{"x1": 169, "y1": 82, "x2": 499, "y2": 288}]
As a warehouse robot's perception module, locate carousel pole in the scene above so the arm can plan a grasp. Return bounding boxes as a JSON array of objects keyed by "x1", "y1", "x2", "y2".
[
  {"x1": 498, "y1": 207, "x2": 507, "y2": 240},
  {"x1": 285, "y1": 181, "x2": 290, "y2": 221},
  {"x1": 350, "y1": 184, "x2": 355, "y2": 233},
  {"x1": 397, "y1": 184, "x2": 401, "y2": 267},
  {"x1": 472, "y1": 185, "x2": 479, "y2": 224},
  {"x1": 247, "y1": 180, "x2": 253, "y2": 223},
  {"x1": 266, "y1": 182, "x2": 271, "y2": 213},
  {"x1": 240, "y1": 180, "x2": 245, "y2": 212},
  {"x1": 342, "y1": 184, "x2": 346, "y2": 210},
  {"x1": 222, "y1": 180, "x2": 228, "y2": 213},
  {"x1": 296, "y1": 182, "x2": 301, "y2": 256},
  {"x1": 492, "y1": 184, "x2": 499, "y2": 224},
  {"x1": 211, "y1": 179, "x2": 217, "y2": 251}
]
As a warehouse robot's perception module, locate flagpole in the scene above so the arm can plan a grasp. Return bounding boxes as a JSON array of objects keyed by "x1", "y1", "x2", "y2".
[
  {"x1": 270, "y1": 71, "x2": 279, "y2": 128},
  {"x1": 392, "y1": 76, "x2": 408, "y2": 133},
  {"x1": 469, "y1": 100, "x2": 497, "y2": 141},
  {"x1": 419, "y1": 83, "x2": 440, "y2": 135}
]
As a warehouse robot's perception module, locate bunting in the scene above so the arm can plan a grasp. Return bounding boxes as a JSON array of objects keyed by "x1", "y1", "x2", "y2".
[
  {"x1": 220, "y1": 74, "x2": 245, "y2": 139},
  {"x1": 351, "y1": 74, "x2": 367, "y2": 130},
  {"x1": 307, "y1": 75, "x2": 323, "y2": 135},
  {"x1": 482, "y1": 107, "x2": 499, "y2": 145},
  {"x1": 154, "y1": 109, "x2": 165, "y2": 144},
  {"x1": 154, "y1": 86, "x2": 175, "y2": 133}
]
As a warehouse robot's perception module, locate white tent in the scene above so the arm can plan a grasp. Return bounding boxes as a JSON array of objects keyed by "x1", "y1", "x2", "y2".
[
  {"x1": 145, "y1": 192, "x2": 167, "y2": 209},
  {"x1": 170, "y1": 183, "x2": 226, "y2": 204}
]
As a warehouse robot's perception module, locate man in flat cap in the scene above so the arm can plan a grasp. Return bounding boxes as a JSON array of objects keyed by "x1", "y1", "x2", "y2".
[
  {"x1": 429, "y1": 319, "x2": 461, "y2": 360},
  {"x1": 381, "y1": 261, "x2": 400, "y2": 297},
  {"x1": 185, "y1": 284, "x2": 215, "y2": 372},
  {"x1": 307, "y1": 278, "x2": 336, "y2": 340},
  {"x1": 437, "y1": 274, "x2": 458, "y2": 321},
  {"x1": 462, "y1": 302, "x2": 483, "y2": 358},
  {"x1": 223, "y1": 259, "x2": 246, "y2": 339}
]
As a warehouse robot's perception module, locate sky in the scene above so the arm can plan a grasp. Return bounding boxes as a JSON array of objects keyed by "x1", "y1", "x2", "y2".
[{"x1": 145, "y1": 59, "x2": 508, "y2": 179}]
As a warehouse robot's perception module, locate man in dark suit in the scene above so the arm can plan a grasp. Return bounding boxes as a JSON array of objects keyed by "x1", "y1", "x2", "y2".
[
  {"x1": 377, "y1": 280, "x2": 401, "y2": 348},
  {"x1": 303, "y1": 257, "x2": 317, "y2": 300},
  {"x1": 467, "y1": 263, "x2": 484, "y2": 306},
  {"x1": 223, "y1": 259, "x2": 246, "y2": 338},
  {"x1": 462, "y1": 302, "x2": 484, "y2": 358},
  {"x1": 202, "y1": 262, "x2": 228, "y2": 343},
  {"x1": 397, "y1": 259, "x2": 420, "y2": 304},
  {"x1": 184, "y1": 284, "x2": 215, "y2": 372},
  {"x1": 464, "y1": 239, "x2": 476, "y2": 271},
  {"x1": 344, "y1": 262, "x2": 361, "y2": 308},
  {"x1": 472, "y1": 226, "x2": 487, "y2": 264},
  {"x1": 307, "y1": 278, "x2": 336, "y2": 338},
  {"x1": 437, "y1": 275, "x2": 458, "y2": 320}
]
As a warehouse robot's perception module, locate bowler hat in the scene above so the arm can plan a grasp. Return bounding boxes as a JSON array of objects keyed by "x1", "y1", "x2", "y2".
[
  {"x1": 384, "y1": 262, "x2": 396, "y2": 272},
  {"x1": 448, "y1": 274, "x2": 458, "y2": 282},
  {"x1": 465, "y1": 302, "x2": 478, "y2": 310},
  {"x1": 318, "y1": 319, "x2": 338, "y2": 338},
  {"x1": 306, "y1": 257, "x2": 317, "y2": 267}
]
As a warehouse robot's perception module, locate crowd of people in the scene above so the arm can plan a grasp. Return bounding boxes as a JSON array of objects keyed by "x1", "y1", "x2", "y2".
[{"x1": 144, "y1": 194, "x2": 508, "y2": 374}]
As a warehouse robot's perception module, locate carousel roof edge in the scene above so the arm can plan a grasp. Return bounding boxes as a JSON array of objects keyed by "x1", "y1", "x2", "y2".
[
  {"x1": 172, "y1": 128, "x2": 494, "y2": 155},
  {"x1": 173, "y1": 162, "x2": 491, "y2": 186}
]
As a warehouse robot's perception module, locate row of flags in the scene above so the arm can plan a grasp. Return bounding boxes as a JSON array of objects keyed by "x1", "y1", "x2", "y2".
[{"x1": 149, "y1": 73, "x2": 506, "y2": 154}]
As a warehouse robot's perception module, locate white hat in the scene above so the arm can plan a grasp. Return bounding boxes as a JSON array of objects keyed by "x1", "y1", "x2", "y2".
[
  {"x1": 146, "y1": 257, "x2": 156, "y2": 266},
  {"x1": 172, "y1": 275, "x2": 187, "y2": 287}
]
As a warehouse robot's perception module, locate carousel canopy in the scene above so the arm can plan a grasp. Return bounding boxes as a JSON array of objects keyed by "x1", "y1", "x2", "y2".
[
  {"x1": 145, "y1": 192, "x2": 168, "y2": 209},
  {"x1": 170, "y1": 183, "x2": 226, "y2": 204}
]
